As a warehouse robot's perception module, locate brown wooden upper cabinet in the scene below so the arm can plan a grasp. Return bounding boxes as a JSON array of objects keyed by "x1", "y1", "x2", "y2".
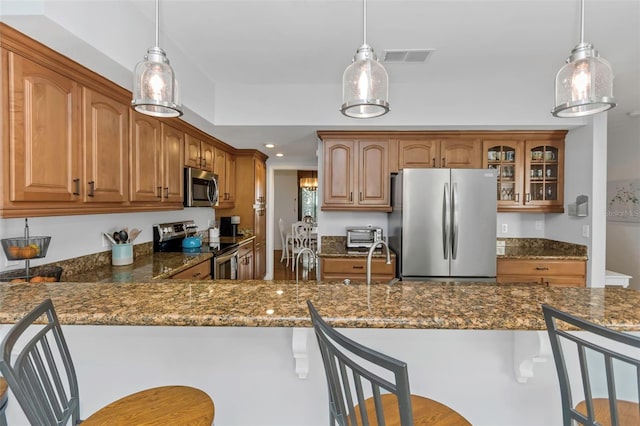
[
  {"x1": 214, "y1": 148, "x2": 236, "y2": 208},
  {"x1": 483, "y1": 131, "x2": 566, "y2": 213},
  {"x1": 321, "y1": 138, "x2": 390, "y2": 211},
  {"x1": 397, "y1": 138, "x2": 482, "y2": 169},
  {"x1": 130, "y1": 115, "x2": 184, "y2": 205},
  {"x1": 184, "y1": 134, "x2": 214, "y2": 172}
]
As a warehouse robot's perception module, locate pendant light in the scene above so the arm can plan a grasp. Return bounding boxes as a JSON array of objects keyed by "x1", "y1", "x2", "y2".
[
  {"x1": 132, "y1": 0, "x2": 182, "y2": 117},
  {"x1": 340, "y1": 0, "x2": 389, "y2": 119},
  {"x1": 551, "y1": 0, "x2": 615, "y2": 118}
]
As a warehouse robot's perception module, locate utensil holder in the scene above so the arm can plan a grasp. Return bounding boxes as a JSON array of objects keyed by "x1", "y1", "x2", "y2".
[{"x1": 112, "y1": 243, "x2": 133, "y2": 266}]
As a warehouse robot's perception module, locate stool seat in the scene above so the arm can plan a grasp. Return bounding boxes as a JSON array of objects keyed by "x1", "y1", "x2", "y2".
[
  {"x1": 357, "y1": 394, "x2": 471, "y2": 426},
  {"x1": 575, "y1": 399, "x2": 640, "y2": 426},
  {"x1": 0, "y1": 377, "x2": 7, "y2": 426},
  {"x1": 83, "y1": 385, "x2": 214, "y2": 425}
]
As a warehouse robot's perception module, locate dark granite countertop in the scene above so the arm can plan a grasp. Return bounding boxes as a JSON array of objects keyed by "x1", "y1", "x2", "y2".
[
  {"x1": 498, "y1": 238, "x2": 588, "y2": 260},
  {"x1": 318, "y1": 236, "x2": 397, "y2": 258},
  {"x1": 0, "y1": 280, "x2": 639, "y2": 331}
]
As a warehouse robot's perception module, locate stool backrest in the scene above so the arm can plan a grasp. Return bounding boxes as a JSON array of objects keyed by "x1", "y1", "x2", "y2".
[
  {"x1": 0, "y1": 299, "x2": 80, "y2": 425},
  {"x1": 307, "y1": 300, "x2": 413, "y2": 425},
  {"x1": 542, "y1": 304, "x2": 640, "y2": 426}
]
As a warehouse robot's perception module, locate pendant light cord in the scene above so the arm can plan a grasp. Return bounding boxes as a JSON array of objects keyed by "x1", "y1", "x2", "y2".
[
  {"x1": 154, "y1": 0, "x2": 160, "y2": 47},
  {"x1": 579, "y1": 0, "x2": 584, "y2": 44},
  {"x1": 363, "y1": 0, "x2": 367, "y2": 45}
]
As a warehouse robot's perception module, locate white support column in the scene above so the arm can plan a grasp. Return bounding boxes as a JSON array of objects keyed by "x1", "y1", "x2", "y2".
[
  {"x1": 292, "y1": 327, "x2": 310, "y2": 379},
  {"x1": 513, "y1": 330, "x2": 551, "y2": 383}
]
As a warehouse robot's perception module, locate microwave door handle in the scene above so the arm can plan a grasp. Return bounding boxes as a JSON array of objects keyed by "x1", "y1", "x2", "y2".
[
  {"x1": 443, "y1": 182, "x2": 450, "y2": 260},
  {"x1": 216, "y1": 250, "x2": 238, "y2": 265},
  {"x1": 208, "y1": 177, "x2": 219, "y2": 205}
]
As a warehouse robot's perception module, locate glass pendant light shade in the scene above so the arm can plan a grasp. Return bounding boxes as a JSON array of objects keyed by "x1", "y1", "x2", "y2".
[
  {"x1": 131, "y1": 0, "x2": 183, "y2": 118},
  {"x1": 551, "y1": 0, "x2": 615, "y2": 118},
  {"x1": 132, "y1": 46, "x2": 182, "y2": 117},
  {"x1": 341, "y1": 44, "x2": 389, "y2": 118}
]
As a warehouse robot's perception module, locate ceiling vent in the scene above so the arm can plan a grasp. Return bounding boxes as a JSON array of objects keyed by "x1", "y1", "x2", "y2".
[{"x1": 383, "y1": 49, "x2": 435, "y2": 63}]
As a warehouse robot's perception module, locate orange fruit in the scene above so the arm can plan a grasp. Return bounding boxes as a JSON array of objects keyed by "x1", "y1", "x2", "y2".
[
  {"x1": 20, "y1": 246, "x2": 37, "y2": 259},
  {"x1": 29, "y1": 276, "x2": 44, "y2": 283},
  {"x1": 10, "y1": 278, "x2": 27, "y2": 283},
  {"x1": 7, "y1": 246, "x2": 20, "y2": 258}
]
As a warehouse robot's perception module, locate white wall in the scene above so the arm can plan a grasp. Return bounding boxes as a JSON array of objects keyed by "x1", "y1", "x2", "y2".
[
  {"x1": 273, "y1": 170, "x2": 299, "y2": 250},
  {"x1": 0, "y1": 208, "x2": 215, "y2": 271},
  {"x1": 607, "y1": 117, "x2": 640, "y2": 289}
]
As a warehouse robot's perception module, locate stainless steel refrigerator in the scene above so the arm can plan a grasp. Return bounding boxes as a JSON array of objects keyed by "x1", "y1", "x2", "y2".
[{"x1": 388, "y1": 168, "x2": 497, "y2": 281}]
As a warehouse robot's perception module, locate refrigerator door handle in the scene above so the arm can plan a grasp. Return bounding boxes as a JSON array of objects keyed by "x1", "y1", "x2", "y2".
[
  {"x1": 443, "y1": 182, "x2": 450, "y2": 259},
  {"x1": 452, "y1": 182, "x2": 459, "y2": 259}
]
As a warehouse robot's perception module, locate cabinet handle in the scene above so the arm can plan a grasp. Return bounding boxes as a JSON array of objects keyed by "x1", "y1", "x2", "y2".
[
  {"x1": 526, "y1": 193, "x2": 531, "y2": 202},
  {"x1": 432, "y1": 158, "x2": 435, "y2": 167},
  {"x1": 157, "y1": 187, "x2": 162, "y2": 198},
  {"x1": 164, "y1": 187, "x2": 169, "y2": 198},
  {"x1": 442, "y1": 157, "x2": 445, "y2": 168},
  {"x1": 72, "y1": 178, "x2": 80, "y2": 196},
  {"x1": 87, "y1": 181, "x2": 95, "y2": 197},
  {"x1": 352, "y1": 265, "x2": 364, "y2": 269},
  {"x1": 535, "y1": 266, "x2": 549, "y2": 271},
  {"x1": 515, "y1": 193, "x2": 520, "y2": 202},
  {"x1": 349, "y1": 192, "x2": 353, "y2": 201},
  {"x1": 193, "y1": 272, "x2": 202, "y2": 278},
  {"x1": 359, "y1": 192, "x2": 363, "y2": 201}
]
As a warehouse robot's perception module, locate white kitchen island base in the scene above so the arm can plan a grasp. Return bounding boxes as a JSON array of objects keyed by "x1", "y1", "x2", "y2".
[{"x1": 2, "y1": 325, "x2": 567, "y2": 426}]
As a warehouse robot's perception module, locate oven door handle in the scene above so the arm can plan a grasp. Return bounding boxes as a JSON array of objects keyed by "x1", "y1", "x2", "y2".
[{"x1": 215, "y1": 250, "x2": 239, "y2": 265}]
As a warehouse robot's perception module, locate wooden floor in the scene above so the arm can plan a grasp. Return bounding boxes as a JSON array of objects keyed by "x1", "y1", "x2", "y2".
[{"x1": 273, "y1": 250, "x2": 318, "y2": 281}]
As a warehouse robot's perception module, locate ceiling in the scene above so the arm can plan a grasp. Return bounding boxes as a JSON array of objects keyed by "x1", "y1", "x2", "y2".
[{"x1": 2, "y1": 0, "x2": 639, "y2": 164}]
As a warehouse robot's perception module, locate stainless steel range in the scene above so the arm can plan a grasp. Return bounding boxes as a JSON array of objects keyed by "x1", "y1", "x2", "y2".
[{"x1": 153, "y1": 220, "x2": 239, "y2": 280}]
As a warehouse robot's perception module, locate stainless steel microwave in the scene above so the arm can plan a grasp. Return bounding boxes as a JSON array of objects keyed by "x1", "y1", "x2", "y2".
[
  {"x1": 184, "y1": 167, "x2": 219, "y2": 207},
  {"x1": 346, "y1": 226, "x2": 383, "y2": 249}
]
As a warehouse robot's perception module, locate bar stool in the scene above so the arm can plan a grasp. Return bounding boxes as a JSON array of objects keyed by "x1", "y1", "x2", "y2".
[
  {"x1": 543, "y1": 304, "x2": 640, "y2": 426},
  {"x1": 307, "y1": 300, "x2": 471, "y2": 425},
  {"x1": 0, "y1": 377, "x2": 7, "y2": 426},
  {"x1": 0, "y1": 299, "x2": 215, "y2": 425}
]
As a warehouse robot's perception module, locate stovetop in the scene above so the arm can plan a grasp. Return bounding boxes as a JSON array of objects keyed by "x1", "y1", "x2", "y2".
[{"x1": 153, "y1": 220, "x2": 238, "y2": 256}]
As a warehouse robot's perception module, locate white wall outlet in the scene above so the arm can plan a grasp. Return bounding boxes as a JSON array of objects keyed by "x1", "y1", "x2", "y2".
[
  {"x1": 501, "y1": 223, "x2": 508, "y2": 233},
  {"x1": 496, "y1": 240, "x2": 506, "y2": 255},
  {"x1": 582, "y1": 224, "x2": 590, "y2": 238},
  {"x1": 535, "y1": 220, "x2": 543, "y2": 231},
  {"x1": 4, "y1": 260, "x2": 20, "y2": 269}
]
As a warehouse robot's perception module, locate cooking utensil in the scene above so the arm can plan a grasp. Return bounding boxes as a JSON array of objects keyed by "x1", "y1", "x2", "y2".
[
  {"x1": 113, "y1": 232, "x2": 121, "y2": 244},
  {"x1": 104, "y1": 232, "x2": 118, "y2": 245},
  {"x1": 128, "y1": 228, "x2": 141, "y2": 243},
  {"x1": 118, "y1": 230, "x2": 128, "y2": 244}
]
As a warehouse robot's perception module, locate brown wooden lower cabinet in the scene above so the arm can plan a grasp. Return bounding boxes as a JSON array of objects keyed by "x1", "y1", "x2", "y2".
[
  {"x1": 170, "y1": 259, "x2": 212, "y2": 280},
  {"x1": 321, "y1": 257, "x2": 396, "y2": 282},
  {"x1": 237, "y1": 239, "x2": 254, "y2": 280},
  {"x1": 496, "y1": 259, "x2": 586, "y2": 287}
]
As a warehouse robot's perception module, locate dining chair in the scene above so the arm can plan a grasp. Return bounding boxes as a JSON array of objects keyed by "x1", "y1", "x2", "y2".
[
  {"x1": 542, "y1": 304, "x2": 640, "y2": 426},
  {"x1": 291, "y1": 221, "x2": 313, "y2": 271},
  {"x1": 307, "y1": 300, "x2": 471, "y2": 426},
  {"x1": 279, "y1": 217, "x2": 292, "y2": 266},
  {"x1": 0, "y1": 299, "x2": 215, "y2": 425}
]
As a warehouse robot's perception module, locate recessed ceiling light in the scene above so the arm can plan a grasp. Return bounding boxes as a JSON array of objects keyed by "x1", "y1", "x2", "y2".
[
  {"x1": 276, "y1": 153, "x2": 284, "y2": 157},
  {"x1": 265, "y1": 143, "x2": 275, "y2": 148}
]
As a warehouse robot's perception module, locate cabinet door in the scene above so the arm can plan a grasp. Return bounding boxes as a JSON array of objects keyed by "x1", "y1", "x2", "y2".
[
  {"x1": 524, "y1": 139, "x2": 564, "y2": 212},
  {"x1": 8, "y1": 52, "x2": 81, "y2": 202},
  {"x1": 184, "y1": 134, "x2": 202, "y2": 169},
  {"x1": 83, "y1": 88, "x2": 128, "y2": 203},
  {"x1": 225, "y1": 153, "x2": 236, "y2": 204},
  {"x1": 161, "y1": 123, "x2": 184, "y2": 203},
  {"x1": 255, "y1": 158, "x2": 266, "y2": 204},
  {"x1": 398, "y1": 139, "x2": 438, "y2": 168},
  {"x1": 440, "y1": 139, "x2": 482, "y2": 168},
  {"x1": 323, "y1": 140, "x2": 355, "y2": 206},
  {"x1": 130, "y1": 112, "x2": 161, "y2": 202},
  {"x1": 200, "y1": 140, "x2": 215, "y2": 172},
  {"x1": 170, "y1": 259, "x2": 211, "y2": 280},
  {"x1": 357, "y1": 141, "x2": 389, "y2": 206},
  {"x1": 483, "y1": 139, "x2": 524, "y2": 210}
]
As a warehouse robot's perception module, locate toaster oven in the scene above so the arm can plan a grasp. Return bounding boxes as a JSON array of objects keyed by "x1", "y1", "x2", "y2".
[{"x1": 346, "y1": 227, "x2": 383, "y2": 249}]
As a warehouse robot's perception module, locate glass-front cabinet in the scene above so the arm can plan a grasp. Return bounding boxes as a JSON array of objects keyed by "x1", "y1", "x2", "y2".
[
  {"x1": 524, "y1": 140, "x2": 564, "y2": 211},
  {"x1": 482, "y1": 132, "x2": 565, "y2": 213},
  {"x1": 483, "y1": 139, "x2": 524, "y2": 210}
]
